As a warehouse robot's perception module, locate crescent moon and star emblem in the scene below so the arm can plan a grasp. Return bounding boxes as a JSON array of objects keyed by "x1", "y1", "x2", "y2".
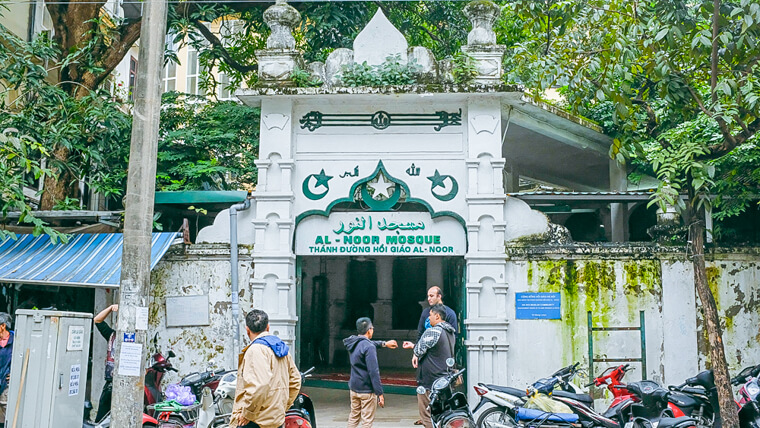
[
  {"x1": 302, "y1": 169, "x2": 333, "y2": 200},
  {"x1": 427, "y1": 169, "x2": 458, "y2": 201}
]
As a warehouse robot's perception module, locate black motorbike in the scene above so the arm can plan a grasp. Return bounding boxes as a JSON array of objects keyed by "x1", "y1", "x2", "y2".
[
  {"x1": 623, "y1": 380, "x2": 697, "y2": 428},
  {"x1": 420, "y1": 358, "x2": 474, "y2": 428},
  {"x1": 285, "y1": 366, "x2": 318, "y2": 428},
  {"x1": 668, "y1": 364, "x2": 760, "y2": 428}
]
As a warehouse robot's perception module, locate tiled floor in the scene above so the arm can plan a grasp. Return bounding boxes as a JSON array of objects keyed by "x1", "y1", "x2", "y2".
[{"x1": 304, "y1": 386, "x2": 421, "y2": 428}]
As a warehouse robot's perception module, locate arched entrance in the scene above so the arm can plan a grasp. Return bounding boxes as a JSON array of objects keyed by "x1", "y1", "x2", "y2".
[{"x1": 293, "y1": 162, "x2": 467, "y2": 392}]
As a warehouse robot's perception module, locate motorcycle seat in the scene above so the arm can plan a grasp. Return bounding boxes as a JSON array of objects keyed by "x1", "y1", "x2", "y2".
[
  {"x1": 516, "y1": 407, "x2": 580, "y2": 424},
  {"x1": 658, "y1": 417, "x2": 697, "y2": 428},
  {"x1": 484, "y1": 384, "x2": 527, "y2": 398},
  {"x1": 553, "y1": 390, "x2": 594, "y2": 407}
]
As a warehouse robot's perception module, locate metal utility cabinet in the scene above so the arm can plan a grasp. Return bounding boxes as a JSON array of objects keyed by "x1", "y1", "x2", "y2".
[{"x1": 6, "y1": 310, "x2": 93, "y2": 427}]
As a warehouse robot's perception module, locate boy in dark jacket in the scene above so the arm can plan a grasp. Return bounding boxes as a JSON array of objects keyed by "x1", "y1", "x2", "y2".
[{"x1": 343, "y1": 317, "x2": 397, "y2": 428}]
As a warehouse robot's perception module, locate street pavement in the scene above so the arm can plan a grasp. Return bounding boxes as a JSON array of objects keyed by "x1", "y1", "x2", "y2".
[{"x1": 303, "y1": 386, "x2": 420, "y2": 428}]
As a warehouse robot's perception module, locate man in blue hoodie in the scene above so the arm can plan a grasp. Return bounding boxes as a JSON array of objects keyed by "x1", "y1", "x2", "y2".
[{"x1": 343, "y1": 317, "x2": 398, "y2": 428}]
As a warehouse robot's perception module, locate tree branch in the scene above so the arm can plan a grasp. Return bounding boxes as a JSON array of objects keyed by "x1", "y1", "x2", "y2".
[
  {"x1": 87, "y1": 19, "x2": 143, "y2": 94},
  {"x1": 191, "y1": 19, "x2": 257, "y2": 74}
]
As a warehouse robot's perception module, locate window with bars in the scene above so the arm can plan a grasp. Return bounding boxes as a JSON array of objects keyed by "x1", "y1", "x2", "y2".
[
  {"x1": 128, "y1": 56, "x2": 138, "y2": 101},
  {"x1": 163, "y1": 34, "x2": 177, "y2": 93}
]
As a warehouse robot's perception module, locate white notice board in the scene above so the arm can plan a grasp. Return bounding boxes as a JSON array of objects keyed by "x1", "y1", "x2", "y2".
[{"x1": 165, "y1": 295, "x2": 210, "y2": 327}]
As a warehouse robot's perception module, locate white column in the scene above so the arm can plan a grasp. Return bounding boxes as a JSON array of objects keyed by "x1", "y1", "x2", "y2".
[{"x1": 609, "y1": 159, "x2": 628, "y2": 242}]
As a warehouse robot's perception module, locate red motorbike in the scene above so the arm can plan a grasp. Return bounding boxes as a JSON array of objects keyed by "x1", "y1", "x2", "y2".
[
  {"x1": 145, "y1": 350, "x2": 179, "y2": 407},
  {"x1": 285, "y1": 367, "x2": 317, "y2": 428},
  {"x1": 589, "y1": 364, "x2": 687, "y2": 422}
]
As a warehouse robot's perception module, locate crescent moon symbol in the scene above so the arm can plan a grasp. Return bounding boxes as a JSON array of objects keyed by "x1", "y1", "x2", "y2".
[
  {"x1": 302, "y1": 175, "x2": 329, "y2": 200},
  {"x1": 432, "y1": 176, "x2": 458, "y2": 201}
]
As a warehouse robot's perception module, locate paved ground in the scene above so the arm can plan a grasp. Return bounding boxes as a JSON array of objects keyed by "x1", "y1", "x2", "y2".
[{"x1": 304, "y1": 386, "x2": 421, "y2": 428}]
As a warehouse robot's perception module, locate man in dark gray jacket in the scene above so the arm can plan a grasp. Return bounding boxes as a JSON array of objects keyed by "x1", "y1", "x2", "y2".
[
  {"x1": 412, "y1": 304, "x2": 456, "y2": 428},
  {"x1": 343, "y1": 317, "x2": 397, "y2": 428}
]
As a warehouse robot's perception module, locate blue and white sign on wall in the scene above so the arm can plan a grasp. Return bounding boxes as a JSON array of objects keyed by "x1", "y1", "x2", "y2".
[{"x1": 515, "y1": 292, "x2": 561, "y2": 319}]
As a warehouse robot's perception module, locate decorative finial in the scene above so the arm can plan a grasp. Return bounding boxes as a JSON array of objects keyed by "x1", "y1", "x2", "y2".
[
  {"x1": 463, "y1": 0, "x2": 501, "y2": 46},
  {"x1": 263, "y1": 0, "x2": 301, "y2": 50}
]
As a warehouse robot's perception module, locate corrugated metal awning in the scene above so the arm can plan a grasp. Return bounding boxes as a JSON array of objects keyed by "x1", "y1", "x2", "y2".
[{"x1": 0, "y1": 232, "x2": 179, "y2": 288}]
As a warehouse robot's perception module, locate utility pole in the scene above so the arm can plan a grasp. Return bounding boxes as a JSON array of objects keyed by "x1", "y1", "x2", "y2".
[{"x1": 110, "y1": 0, "x2": 167, "y2": 425}]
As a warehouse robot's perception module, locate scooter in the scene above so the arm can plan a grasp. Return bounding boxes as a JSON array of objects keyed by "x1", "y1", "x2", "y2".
[
  {"x1": 285, "y1": 367, "x2": 317, "y2": 428},
  {"x1": 204, "y1": 366, "x2": 317, "y2": 428},
  {"x1": 620, "y1": 380, "x2": 697, "y2": 428},
  {"x1": 83, "y1": 349, "x2": 176, "y2": 428},
  {"x1": 421, "y1": 358, "x2": 475, "y2": 428},
  {"x1": 474, "y1": 363, "x2": 597, "y2": 428},
  {"x1": 580, "y1": 365, "x2": 687, "y2": 426},
  {"x1": 179, "y1": 363, "x2": 234, "y2": 399},
  {"x1": 667, "y1": 364, "x2": 760, "y2": 428},
  {"x1": 145, "y1": 350, "x2": 178, "y2": 407},
  {"x1": 82, "y1": 411, "x2": 159, "y2": 428},
  {"x1": 733, "y1": 363, "x2": 760, "y2": 428}
]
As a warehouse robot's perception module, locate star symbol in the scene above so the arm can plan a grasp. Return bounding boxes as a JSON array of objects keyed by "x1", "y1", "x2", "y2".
[
  {"x1": 313, "y1": 169, "x2": 333, "y2": 188},
  {"x1": 427, "y1": 170, "x2": 447, "y2": 190},
  {"x1": 367, "y1": 175, "x2": 394, "y2": 199}
]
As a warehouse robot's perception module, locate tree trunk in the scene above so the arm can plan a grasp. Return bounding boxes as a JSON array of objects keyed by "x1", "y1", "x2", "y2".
[
  {"x1": 40, "y1": 147, "x2": 77, "y2": 210},
  {"x1": 689, "y1": 209, "x2": 740, "y2": 428}
]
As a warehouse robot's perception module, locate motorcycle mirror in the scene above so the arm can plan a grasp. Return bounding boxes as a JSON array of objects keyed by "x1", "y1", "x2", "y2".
[
  {"x1": 446, "y1": 358, "x2": 455, "y2": 368},
  {"x1": 168, "y1": 350, "x2": 176, "y2": 358},
  {"x1": 416, "y1": 386, "x2": 427, "y2": 395}
]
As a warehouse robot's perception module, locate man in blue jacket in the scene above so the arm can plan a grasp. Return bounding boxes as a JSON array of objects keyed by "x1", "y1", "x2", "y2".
[
  {"x1": 0, "y1": 312, "x2": 13, "y2": 428},
  {"x1": 343, "y1": 317, "x2": 397, "y2": 428}
]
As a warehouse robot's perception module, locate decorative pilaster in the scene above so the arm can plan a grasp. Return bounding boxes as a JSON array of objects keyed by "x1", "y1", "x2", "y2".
[{"x1": 461, "y1": 0, "x2": 506, "y2": 85}]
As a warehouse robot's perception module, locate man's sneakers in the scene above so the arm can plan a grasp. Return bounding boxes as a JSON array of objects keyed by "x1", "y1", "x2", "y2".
[{"x1": 414, "y1": 419, "x2": 423, "y2": 425}]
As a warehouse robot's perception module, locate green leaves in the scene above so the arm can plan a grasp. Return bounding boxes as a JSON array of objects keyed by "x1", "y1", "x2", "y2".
[
  {"x1": 155, "y1": 93, "x2": 260, "y2": 192},
  {"x1": 0, "y1": 130, "x2": 66, "y2": 243},
  {"x1": 339, "y1": 55, "x2": 422, "y2": 87}
]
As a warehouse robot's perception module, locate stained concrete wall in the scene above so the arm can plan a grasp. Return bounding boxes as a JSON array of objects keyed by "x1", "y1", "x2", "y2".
[
  {"x1": 501, "y1": 245, "x2": 760, "y2": 406},
  {"x1": 147, "y1": 244, "x2": 253, "y2": 384}
]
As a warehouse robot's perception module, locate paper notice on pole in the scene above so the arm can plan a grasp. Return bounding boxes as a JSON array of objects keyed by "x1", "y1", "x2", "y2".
[
  {"x1": 136, "y1": 306, "x2": 149, "y2": 330},
  {"x1": 117, "y1": 342, "x2": 143, "y2": 377}
]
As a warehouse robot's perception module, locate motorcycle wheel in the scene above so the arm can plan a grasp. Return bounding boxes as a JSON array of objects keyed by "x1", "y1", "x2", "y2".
[{"x1": 477, "y1": 407, "x2": 517, "y2": 428}]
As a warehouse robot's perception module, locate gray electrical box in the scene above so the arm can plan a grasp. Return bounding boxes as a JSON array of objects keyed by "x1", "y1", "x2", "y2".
[{"x1": 6, "y1": 310, "x2": 93, "y2": 427}]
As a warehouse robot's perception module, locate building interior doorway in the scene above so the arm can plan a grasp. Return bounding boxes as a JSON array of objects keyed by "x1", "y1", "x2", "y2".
[{"x1": 297, "y1": 255, "x2": 465, "y2": 392}]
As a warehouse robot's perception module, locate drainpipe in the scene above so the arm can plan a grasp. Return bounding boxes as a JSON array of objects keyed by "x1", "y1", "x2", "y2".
[{"x1": 229, "y1": 195, "x2": 251, "y2": 359}]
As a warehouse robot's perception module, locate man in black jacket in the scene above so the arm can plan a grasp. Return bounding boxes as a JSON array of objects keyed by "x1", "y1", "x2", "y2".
[
  {"x1": 412, "y1": 304, "x2": 456, "y2": 428},
  {"x1": 343, "y1": 317, "x2": 398, "y2": 428}
]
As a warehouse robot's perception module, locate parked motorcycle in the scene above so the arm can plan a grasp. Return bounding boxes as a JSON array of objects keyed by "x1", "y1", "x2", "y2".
[
  {"x1": 179, "y1": 365, "x2": 234, "y2": 399},
  {"x1": 205, "y1": 366, "x2": 317, "y2": 428},
  {"x1": 82, "y1": 411, "x2": 159, "y2": 428},
  {"x1": 145, "y1": 350, "x2": 178, "y2": 407},
  {"x1": 285, "y1": 367, "x2": 317, "y2": 428},
  {"x1": 621, "y1": 380, "x2": 697, "y2": 428},
  {"x1": 474, "y1": 363, "x2": 597, "y2": 428},
  {"x1": 420, "y1": 358, "x2": 475, "y2": 428},
  {"x1": 668, "y1": 363, "x2": 760, "y2": 428}
]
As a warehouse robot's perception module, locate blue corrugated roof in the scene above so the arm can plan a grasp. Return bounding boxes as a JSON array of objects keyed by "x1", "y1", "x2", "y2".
[{"x1": 0, "y1": 232, "x2": 179, "y2": 288}]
